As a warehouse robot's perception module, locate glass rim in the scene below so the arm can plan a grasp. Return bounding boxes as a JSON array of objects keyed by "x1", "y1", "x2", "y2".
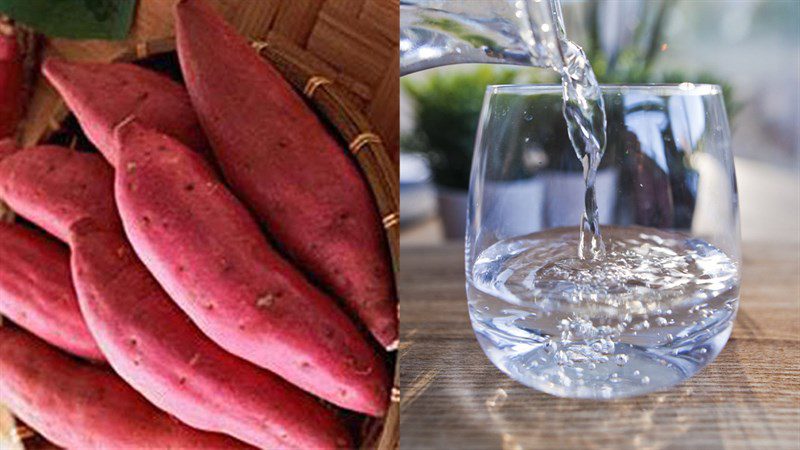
[{"x1": 487, "y1": 83, "x2": 722, "y2": 96}]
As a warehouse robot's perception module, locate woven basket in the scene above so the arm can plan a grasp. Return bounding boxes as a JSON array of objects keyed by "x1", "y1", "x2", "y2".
[{"x1": 1, "y1": 1, "x2": 399, "y2": 448}]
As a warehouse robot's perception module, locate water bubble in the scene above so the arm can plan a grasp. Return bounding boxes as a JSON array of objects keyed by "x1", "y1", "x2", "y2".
[
  {"x1": 641, "y1": 376, "x2": 651, "y2": 385},
  {"x1": 524, "y1": 113, "x2": 534, "y2": 122},
  {"x1": 615, "y1": 354, "x2": 629, "y2": 366},
  {"x1": 598, "y1": 339, "x2": 615, "y2": 354},
  {"x1": 633, "y1": 370, "x2": 641, "y2": 376},
  {"x1": 655, "y1": 317, "x2": 668, "y2": 326}
]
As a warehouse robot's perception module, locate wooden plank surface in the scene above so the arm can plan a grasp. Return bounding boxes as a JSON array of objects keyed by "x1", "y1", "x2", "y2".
[{"x1": 398, "y1": 242, "x2": 800, "y2": 449}]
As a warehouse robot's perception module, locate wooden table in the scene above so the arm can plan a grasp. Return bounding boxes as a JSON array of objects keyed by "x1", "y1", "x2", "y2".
[{"x1": 399, "y1": 242, "x2": 800, "y2": 449}]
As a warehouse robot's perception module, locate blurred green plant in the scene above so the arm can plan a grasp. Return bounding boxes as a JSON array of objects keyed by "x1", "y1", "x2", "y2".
[
  {"x1": 402, "y1": 67, "x2": 519, "y2": 190},
  {"x1": 402, "y1": 0, "x2": 739, "y2": 190}
]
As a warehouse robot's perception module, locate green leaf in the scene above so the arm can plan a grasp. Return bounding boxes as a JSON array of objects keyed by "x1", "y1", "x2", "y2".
[{"x1": 0, "y1": 0, "x2": 136, "y2": 40}]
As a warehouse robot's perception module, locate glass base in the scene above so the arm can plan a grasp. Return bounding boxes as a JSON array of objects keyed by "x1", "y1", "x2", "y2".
[{"x1": 472, "y1": 315, "x2": 734, "y2": 399}]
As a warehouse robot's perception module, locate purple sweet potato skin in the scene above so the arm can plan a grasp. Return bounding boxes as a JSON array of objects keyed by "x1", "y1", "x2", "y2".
[
  {"x1": 0, "y1": 145, "x2": 118, "y2": 241},
  {"x1": 0, "y1": 144, "x2": 352, "y2": 447},
  {"x1": 0, "y1": 222, "x2": 104, "y2": 361},
  {"x1": 175, "y1": 0, "x2": 398, "y2": 349},
  {"x1": 114, "y1": 121, "x2": 390, "y2": 416},
  {"x1": 70, "y1": 220, "x2": 353, "y2": 449},
  {"x1": 43, "y1": 59, "x2": 209, "y2": 167},
  {"x1": 0, "y1": 326, "x2": 250, "y2": 449}
]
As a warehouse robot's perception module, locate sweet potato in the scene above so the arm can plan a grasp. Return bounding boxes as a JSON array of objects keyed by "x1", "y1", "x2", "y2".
[
  {"x1": 71, "y1": 220, "x2": 353, "y2": 449},
  {"x1": 0, "y1": 137, "x2": 15, "y2": 158},
  {"x1": 175, "y1": 0, "x2": 398, "y2": 349},
  {"x1": 0, "y1": 222, "x2": 104, "y2": 361},
  {"x1": 0, "y1": 326, "x2": 250, "y2": 449},
  {"x1": 0, "y1": 26, "x2": 23, "y2": 138},
  {"x1": 0, "y1": 145, "x2": 119, "y2": 242},
  {"x1": 0, "y1": 145, "x2": 353, "y2": 447},
  {"x1": 42, "y1": 59, "x2": 209, "y2": 167},
  {"x1": 114, "y1": 121, "x2": 390, "y2": 416}
]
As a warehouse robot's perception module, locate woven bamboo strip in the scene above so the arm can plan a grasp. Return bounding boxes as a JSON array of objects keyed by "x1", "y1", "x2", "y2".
[
  {"x1": 271, "y1": 0, "x2": 325, "y2": 46},
  {"x1": 308, "y1": 10, "x2": 392, "y2": 90},
  {"x1": 361, "y1": 0, "x2": 400, "y2": 44}
]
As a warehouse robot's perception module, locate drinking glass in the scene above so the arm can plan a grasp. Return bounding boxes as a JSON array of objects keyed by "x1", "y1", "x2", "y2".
[{"x1": 466, "y1": 84, "x2": 740, "y2": 399}]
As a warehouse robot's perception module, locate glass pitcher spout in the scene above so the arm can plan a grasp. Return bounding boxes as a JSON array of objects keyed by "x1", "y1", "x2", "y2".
[{"x1": 400, "y1": 0, "x2": 564, "y2": 75}]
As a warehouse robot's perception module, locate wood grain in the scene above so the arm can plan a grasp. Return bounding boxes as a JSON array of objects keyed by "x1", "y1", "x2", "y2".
[{"x1": 398, "y1": 242, "x2": 800, "y2": 449}]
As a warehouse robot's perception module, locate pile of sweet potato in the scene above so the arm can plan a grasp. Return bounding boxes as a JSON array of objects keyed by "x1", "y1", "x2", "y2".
[{"x1": 0, "y1": 1, "x2": 396, "y2": 448}]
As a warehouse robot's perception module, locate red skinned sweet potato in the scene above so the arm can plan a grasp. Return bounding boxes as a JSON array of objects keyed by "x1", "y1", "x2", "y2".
[
  {"x1": 114, "y1": 121, "x2": 390, "y2": 416},
  {"x1": 0, "y1": 222, "x2": 104, "y2": 361},
  {"x1": 0, "y1": 145, "x2": 353, "y2": 447},
  {"x1": 0, "y1": 145, "x2": 119, "y2": 241},
  {"x1": 0, "y1": 137, "x2": 15, "y2": 158},
  {"x1": 42, "y1": 59, "x2": 209, "y2": 167},
  {"x1": 175, "y1": 0, "x2": 398, "y2": 349},
  {"x1": 71, "y1": 220, "x2": 353, "y2": 449},
  {"x1": 0, "y1": 26, "x2": 23, "y2": 138},
  {"x1": 0, "y1": 139, "x2": 16, "y2": 220},
  {"x1": 0, "y1": 326, "x2": 250, "y2": 449}
]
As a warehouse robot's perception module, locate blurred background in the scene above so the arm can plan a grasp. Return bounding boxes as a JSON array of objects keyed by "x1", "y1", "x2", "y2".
[{"x1": 400, "y1": 0, "x2": 800, "y2": 245}]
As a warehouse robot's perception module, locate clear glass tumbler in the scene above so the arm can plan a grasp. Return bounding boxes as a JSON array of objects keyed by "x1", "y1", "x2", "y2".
[{"x1": 466, "y1": 84, "x2": 740, "y2": 399}]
